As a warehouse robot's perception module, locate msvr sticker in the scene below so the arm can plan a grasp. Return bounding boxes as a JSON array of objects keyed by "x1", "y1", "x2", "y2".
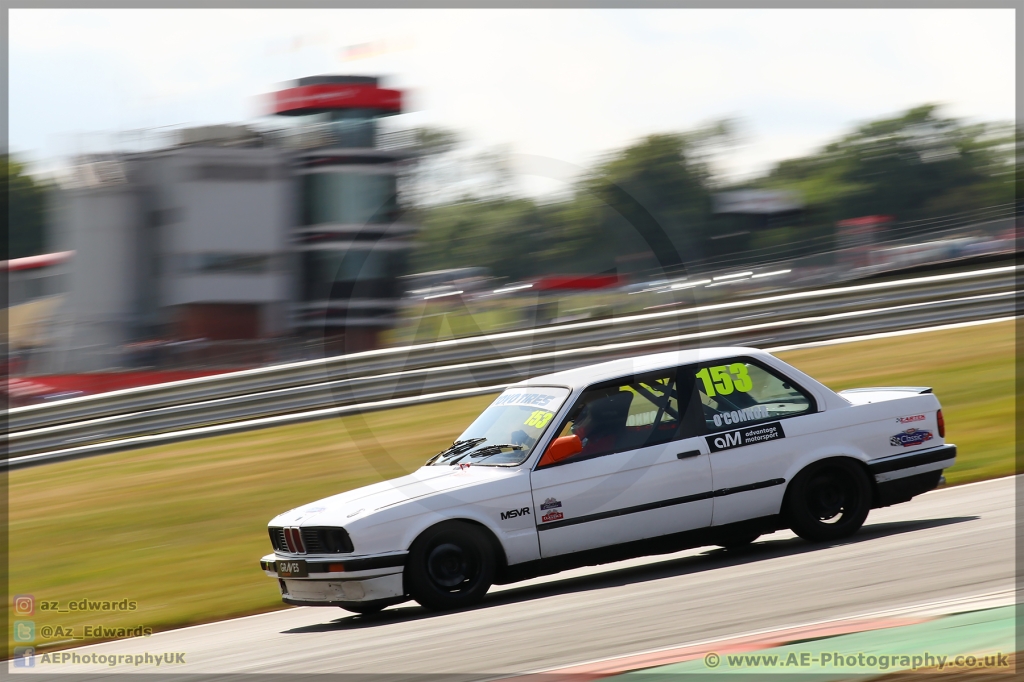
[{"x1": 501, "y1": 507, "x2": 531, "y2": 520}]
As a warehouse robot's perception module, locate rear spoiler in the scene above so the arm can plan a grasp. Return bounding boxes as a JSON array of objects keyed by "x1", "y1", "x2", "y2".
[{"x1": 839, "y1": 387, "x2": 933, "y2": 395}]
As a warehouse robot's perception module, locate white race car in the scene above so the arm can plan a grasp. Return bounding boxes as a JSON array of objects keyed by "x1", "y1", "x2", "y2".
[{"x1": 261, "y1": 347, "x2": 955, "y2": 613}]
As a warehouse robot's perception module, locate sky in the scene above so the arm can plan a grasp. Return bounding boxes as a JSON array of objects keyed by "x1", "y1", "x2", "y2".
[{"x1": 8, "y1": 8, "x2": 1016, "y2": 194}]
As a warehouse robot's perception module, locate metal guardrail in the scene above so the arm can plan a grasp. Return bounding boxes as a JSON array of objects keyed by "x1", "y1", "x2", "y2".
[{"x1": 6, "y1": 266, "x2": 1016, "y2": 462}]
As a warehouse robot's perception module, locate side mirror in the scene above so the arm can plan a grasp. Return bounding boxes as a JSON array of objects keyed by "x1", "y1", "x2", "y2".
[{"x1": 538, "y1": 435, "x2": 583, "y2": 467}]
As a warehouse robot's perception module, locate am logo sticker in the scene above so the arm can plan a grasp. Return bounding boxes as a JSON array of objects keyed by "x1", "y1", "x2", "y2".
[{"x1": 706, "y1": 422, "x2": 786, "y2": 452}]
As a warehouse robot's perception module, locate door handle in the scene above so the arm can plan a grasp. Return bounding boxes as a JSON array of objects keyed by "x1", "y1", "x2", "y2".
[{"x1": 676, "y1": 450, "x2": 701, "y2": 460}]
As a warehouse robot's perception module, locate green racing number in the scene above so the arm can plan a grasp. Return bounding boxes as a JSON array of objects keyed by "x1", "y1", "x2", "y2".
[
  {"x1": 525, "y1": 410, "x2": 553, "y2": 428},
  {"x1": 696, "y1": 363, "x2": 753, "y2": 397}
]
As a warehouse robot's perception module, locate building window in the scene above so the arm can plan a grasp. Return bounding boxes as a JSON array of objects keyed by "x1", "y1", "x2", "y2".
[
  {"x1": 180, "y1": 253, "x2": 275, "y2": 274},
  {"x1": 191, "y1": 165, "x2": 276, "y2": 182},
  {"x1": 301, "y1": 172, "x2": 397, "y2": 225},
  {"x1": 301, "y1": 249, "x2": 403, "y2": 301}
]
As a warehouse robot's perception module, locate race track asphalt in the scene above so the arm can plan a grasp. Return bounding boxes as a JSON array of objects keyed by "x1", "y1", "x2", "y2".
[{"x1": 14, "y1": 475, "x2": 1016, "y2": 679}]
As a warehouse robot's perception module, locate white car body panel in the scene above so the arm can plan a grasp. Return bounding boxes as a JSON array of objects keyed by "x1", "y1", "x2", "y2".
[
  {"x1": 530, "y1": 434, "x2": 713, "y2": 557},
  {"x1": 261, "y1": 346, "x2": 955, "y2": 606}
]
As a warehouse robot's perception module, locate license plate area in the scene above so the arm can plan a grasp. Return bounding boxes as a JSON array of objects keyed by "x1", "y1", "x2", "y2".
[{"x1": 276, "y1": 559, "x2": 308, "y2": 578}]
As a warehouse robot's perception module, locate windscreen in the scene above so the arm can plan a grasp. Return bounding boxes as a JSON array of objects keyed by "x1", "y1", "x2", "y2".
[{"x1": 428, "y1": 386, "x2": 571, "y2": 466}]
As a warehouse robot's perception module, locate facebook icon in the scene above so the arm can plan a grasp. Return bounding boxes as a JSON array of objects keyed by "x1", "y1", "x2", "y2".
[{"x1": 13, "y1": 647, "x2": 36, "y2": 668}]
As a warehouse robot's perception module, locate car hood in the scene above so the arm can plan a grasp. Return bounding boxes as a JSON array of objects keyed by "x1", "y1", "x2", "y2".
[{"x1": 269, "y1": 464, "x2": 516, "y2": 527}]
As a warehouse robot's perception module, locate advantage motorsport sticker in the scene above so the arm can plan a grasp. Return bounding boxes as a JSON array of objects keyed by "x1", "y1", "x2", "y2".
[
  {"x1": 706, "y1": 422, "x2": 785, "y2": 452},
  {"x1": 890, "y1": 429, "x2": 933, "y2": 447}
]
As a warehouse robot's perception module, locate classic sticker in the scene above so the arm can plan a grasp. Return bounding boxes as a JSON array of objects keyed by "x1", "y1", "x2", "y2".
[
  {"x1": 540, "y1": 497, "x2": 562, "y2": 510},
  {"x1": 896, "y1": 414, "x2": 926, "y2": 424},
  {"x1": 706, "y1": 422, "x2": 786, "y2": 452},
  {"x1": 890, "y1": 429, "x2": 933, "y2": 447},
  {"x1": 541, "y1": 510, "x2": 564, "y2": 523}
]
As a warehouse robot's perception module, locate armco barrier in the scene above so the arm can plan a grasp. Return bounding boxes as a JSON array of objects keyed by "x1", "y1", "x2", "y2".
[
  {"x1": 9, "y1": 265, "x2": 1014, "y2": 434},
  {"x1": 5, "y1": 265, "x2": 1016, "y2": 462}
]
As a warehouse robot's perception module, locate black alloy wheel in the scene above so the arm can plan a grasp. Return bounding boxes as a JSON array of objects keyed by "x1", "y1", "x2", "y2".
[
  {"x1": 406, "y1": 521, "x2": 496, "y2": 611},
  {"x1": 785, "y1": 459, "x2": 872, "y2": 542}
]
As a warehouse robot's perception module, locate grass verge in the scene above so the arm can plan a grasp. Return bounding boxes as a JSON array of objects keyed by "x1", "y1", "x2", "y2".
[{"x1": 8, "y1": 319, "x2": 1014, "y2": 650}]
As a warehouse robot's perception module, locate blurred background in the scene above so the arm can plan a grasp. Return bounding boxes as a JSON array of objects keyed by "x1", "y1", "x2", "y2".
[{"x1": 4, "y1": 8, "x2": 1018, "y2": 405}]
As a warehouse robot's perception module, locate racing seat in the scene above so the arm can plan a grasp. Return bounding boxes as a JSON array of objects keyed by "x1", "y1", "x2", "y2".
[{"x1": 573, "y1": 392, "x2": 633, "y2": 457}]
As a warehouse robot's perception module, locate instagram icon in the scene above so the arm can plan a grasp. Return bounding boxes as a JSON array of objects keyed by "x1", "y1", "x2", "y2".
[{"x1": 13, "y1": 595, "x2": 34, "y2": 616}]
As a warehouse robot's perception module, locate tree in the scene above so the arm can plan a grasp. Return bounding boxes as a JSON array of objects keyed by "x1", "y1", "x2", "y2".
[
  {"x1": 409, "y1": 106, "x2": 1014, "y2": 279},
  {"x1": 4, "y1": 156, "x2": 49, "y2": 260},
  {"x1": 758, "y1": 105, "x2": 1014, "y2": 229}
]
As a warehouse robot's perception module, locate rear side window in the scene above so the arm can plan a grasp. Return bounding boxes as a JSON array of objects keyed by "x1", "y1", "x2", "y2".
[{"x1": 695, "y1": 359, "x2": 814, "y2": 432}]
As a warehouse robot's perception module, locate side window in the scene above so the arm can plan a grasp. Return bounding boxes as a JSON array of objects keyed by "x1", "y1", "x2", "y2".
[
  {"x1": 695, "y1": 359, "x2": 813, "y2": 432},
  {"x1": 549, "y1": 368, "x2": 697, "y2": 463}
]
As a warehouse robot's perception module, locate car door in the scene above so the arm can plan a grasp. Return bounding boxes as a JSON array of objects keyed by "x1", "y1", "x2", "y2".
[
  {"x1": 530, "y1": 365, "x2": 713, "y2": 558},
  {"x1": 694, "y1": 357, "x2": 820, "y2": 526}
]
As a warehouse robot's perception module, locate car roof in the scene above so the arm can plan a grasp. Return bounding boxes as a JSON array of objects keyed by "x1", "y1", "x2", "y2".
[{"x1": 513, "y1": 346, "x2": 773, "y2": 390}]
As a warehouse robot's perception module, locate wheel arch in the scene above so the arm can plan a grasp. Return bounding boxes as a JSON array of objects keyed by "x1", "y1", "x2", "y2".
[
  {"x1": 781, "y1": 454, "x2": 878, "y2": 513},
  {"x1": 406, "y1": 517, "x2": 510, "y2": 572}
]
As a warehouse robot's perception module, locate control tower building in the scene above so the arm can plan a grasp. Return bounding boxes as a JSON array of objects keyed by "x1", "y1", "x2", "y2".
[{"x1": 272, "y1": 75, "x2": 416, "y2": 351}]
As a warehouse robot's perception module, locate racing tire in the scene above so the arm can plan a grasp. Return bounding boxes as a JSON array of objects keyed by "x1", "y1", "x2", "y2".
[
  {"x1": 406, "y1": 521, "x2": 496, "y2": 611},
  {"x1": 784, "y1": 459, "x2": 872, "y2": 543}
]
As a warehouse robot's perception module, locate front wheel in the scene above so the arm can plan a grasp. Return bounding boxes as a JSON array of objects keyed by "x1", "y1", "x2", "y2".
[
  {"x1": 405, "y1": 522, "x2": 496, "y2": 611},
  {"x1": 784, "y1": 459, "x2": 872, "y2": 542}
]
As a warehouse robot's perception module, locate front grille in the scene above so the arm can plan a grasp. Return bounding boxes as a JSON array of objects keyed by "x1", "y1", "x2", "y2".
[
  {"x1": 303, "y1": 527, "x2": 354, "y2": 554},
  {"x1": 268, "y1": 527, "x2": 288, "y2": 552},
  {"x1": 268, "y1": 526, "x2": 353, "y2": 554},
  {"x1": 301, "y1": 528, "x2": 324, "y2": 553}
]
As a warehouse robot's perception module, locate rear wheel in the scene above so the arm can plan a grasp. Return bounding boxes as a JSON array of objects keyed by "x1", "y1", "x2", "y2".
[
  {"x1": 785, "y1": 459, "x2": 871, "y2": 542},
  {"x1": 406, "y1": 522, "x2": 496, "y2": 611}
]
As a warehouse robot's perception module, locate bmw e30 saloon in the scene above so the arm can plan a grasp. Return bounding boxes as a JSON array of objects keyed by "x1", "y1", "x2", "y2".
[{"x1": 261, "y1": 347, "x2": 955, "y2": 613}]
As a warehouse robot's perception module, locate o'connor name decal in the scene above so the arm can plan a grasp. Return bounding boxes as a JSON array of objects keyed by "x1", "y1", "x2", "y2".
[
  {"x1": 706, "y1": 422, "x2": 786, "y2": 452},
  {"x1": 712, "y1": 404, "x2": 769, "y2": 428}
]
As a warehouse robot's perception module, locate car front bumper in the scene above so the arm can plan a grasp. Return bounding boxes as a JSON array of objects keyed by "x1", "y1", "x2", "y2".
[{"x1": 260, "y1": 552, "x2": 408, "y2": 606}]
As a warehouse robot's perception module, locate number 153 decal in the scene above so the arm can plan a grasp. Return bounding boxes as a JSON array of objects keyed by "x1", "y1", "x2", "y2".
[{"x1": 696, "y1": 364, "x2": 753, "y2": 397}]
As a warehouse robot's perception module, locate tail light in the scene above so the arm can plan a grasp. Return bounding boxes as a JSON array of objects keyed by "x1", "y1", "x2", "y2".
[{"x1": 937, "y1": 409, "x2": 945, "y2": 438}]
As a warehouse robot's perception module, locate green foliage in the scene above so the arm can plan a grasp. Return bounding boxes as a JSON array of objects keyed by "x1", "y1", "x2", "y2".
[
  {"x1": 5, "y1": 156, "x2": 49, "y2": 260},
  {"x1": 758, "y1": 104, "x2": 1015, "y2": 227},
  {"x1": 412, "y1": 196, "x2": 611, "y2": 280},
  {"x1": 410, "y1": 105, "x2": 1014, "y2": 278},
  {"x1": 413, "y1": 126, "x2": 732, "y2": 277}
]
